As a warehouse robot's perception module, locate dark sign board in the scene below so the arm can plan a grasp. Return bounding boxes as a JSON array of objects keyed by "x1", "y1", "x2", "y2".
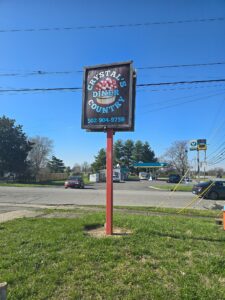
[
  {"x1": 197, "y1": 139, "x2": 207, "y2": 150},
  {"x1": 197, "y1": 139, "x2": 206, "y2": 145},
  {"x1": 82, "y1": 61, "x2": 136, "y2": 131}
]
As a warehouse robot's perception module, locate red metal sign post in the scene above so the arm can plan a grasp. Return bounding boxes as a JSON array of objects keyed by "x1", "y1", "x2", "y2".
[
  {"x1": 106, "y1": 128, "x2": 114, "y2": 235},
  {"x1": 82, "y1": 61, "x2": 136, "y2": 236}
]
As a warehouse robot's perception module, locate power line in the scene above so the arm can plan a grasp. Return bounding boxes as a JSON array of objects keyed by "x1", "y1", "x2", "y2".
[
  {"x1": 207, "y1": 141, "x2": 225, "y2": 165},
  {"x1": 138, "y1": 78, "x2": 225, "y2": 87},
  {"x1": 207, "y1": 118, "x2": 225, "y2": 152},
  {"x1": 138, "y1": 83, "x2": 225, "y2": 92},
  {"x1": 1, "y1": 61, "x2": 225, "y2": 77},
  {"x1": 0, "y1": 70, "x2": 82, "y2": 77},
  {"x1": 141, "y1": 90, "x2": 213, "y2": 108},
  {"x1": 0, "y1": 87, "x2": 81, "y2": 93},
  {"x1": 2, "y1": 83, "x2": 225, "y2": 95},
  {"x1": 208, "y1": 152, "x2": 225, "y2": 165},
  {"x1": 207, "y1": 145, "x2": 225, "y2": 163},
  {"x1": 207, "y1": 141, "x2": 225, "y2": 159},
  {"x1": 0, "y1": 17, "x2": 224, "y2": 33},
  {"x1": 139, "y1": 90, "x2": 225, "y2": 114},
  {"x1": 137, "y1": 61, "x2": 225, "y2": 70},
  {"x1": 208, "y1": 155, "x2": 225, "y2": 165},
  {"x1": 207, "y1": 97, "x2": 225, "y2": 143},
  {"x1": 1, "y1": 78, "x2": 225, "y2": 94},
  {"x1": 209, "y1": 159, "x2": 225, "y2": 166}
]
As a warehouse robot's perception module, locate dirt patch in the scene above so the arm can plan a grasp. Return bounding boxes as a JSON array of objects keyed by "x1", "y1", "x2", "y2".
[
  {"x1": 85, "y1": 226, "x2": 133, "y2": 238},
  {"x1": 0, "y1": 210, "x2": 42, "y2": 223}
]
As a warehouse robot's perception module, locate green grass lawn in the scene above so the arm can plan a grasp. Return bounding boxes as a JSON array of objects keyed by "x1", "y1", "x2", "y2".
[
  {"x1": 114, "y1": 206, "x2": 222, "y2": 218},
  {"x1": 0, "y1": 210, "x2": 225, "y2": 299},
  {"x1": 0, "y1": 177, "x2": 90, "y2": 188},
  {"x1": 0, "y1": 181, "x2": 64, "y2": 188}
]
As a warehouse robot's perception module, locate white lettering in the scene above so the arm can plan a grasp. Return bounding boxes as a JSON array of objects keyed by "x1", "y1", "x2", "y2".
[
  {"x1": 115, "y1": 73, "x2": 121, "y2": 80},
  {"x1": 93, "y1": 74, "x2": 99, "y2": 81},
  {"x1": 110, "y1": 71, "x2": 116, "y2": 78}
]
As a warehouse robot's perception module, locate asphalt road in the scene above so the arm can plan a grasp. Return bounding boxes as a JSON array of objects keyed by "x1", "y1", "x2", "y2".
[{"x1": 0, "y1": 181, "x2": 224, "y2": 214}]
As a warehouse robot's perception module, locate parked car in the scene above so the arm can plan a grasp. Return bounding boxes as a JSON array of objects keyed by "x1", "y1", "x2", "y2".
[
  {"x1": 139, "y1": 172, "x2": 149, "y2": 180},
  {"x1": 113, "y1": 169, "x2": 121, "y2": 182},
  {"x1": 192, "y1": 180, "x2": 225, "y2": 200},
  {"x1": 167, "y1": 174, "x2": 181, "y2": 183},
  {"x1": 182, "y1": 177, "x2": 192, "y2": 183},
  {"x1": 64, "y1": 176, "x2": 84, "y2": 189}
]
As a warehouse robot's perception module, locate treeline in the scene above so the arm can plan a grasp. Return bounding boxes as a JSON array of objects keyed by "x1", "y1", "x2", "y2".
[
  {"x1": 0, "y1": 115, "x2": 158, "y2": 181},
  {"x1": 91, "y1": 139, "x2": 157, "y2": 171},
  {"x1": 0, "y1": 116, "x2": 68, "y2": 181}
]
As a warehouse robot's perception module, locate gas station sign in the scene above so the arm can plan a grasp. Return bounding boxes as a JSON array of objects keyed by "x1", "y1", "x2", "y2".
[
  {"x1": 82, "y1": 61, "x2": 136, "y2": 132},
  {"x1": 189, "y1": 140, "x2": 198, "y2": 151},
  {"x1": 197, "y1": 139, "x2": 207, "y2": 151}
]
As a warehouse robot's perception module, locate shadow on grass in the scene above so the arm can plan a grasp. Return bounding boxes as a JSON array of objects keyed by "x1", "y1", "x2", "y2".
[
  {"x1": 84, "y1": 223, "x2": 103, "y2": 231},
  {"x1": 210, "y1": 203, "x2": 224, "y2": 210}
]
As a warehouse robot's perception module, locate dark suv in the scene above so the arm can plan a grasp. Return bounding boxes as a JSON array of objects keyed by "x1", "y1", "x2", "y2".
[
  {"x1": 192, "y1": 180, "x2": 225, "y2": 200},
  {"x1": 167, "y1": 174, "x2": 181, "y2": 183},
  {"x1": 64, "y1": 176, "x2": 84, "y2": 189}
]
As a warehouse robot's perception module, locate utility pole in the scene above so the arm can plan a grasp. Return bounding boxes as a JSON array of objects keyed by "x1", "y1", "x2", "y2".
[
  {"x1": 197, "y1": 149, "x2": 200, "y2": 180},
  {"x1": 204, "y1": 149, "x2": 206, "y2": 179}
]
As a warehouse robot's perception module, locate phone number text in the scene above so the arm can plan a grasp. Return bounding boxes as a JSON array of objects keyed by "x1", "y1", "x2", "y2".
[{"x1": 87, "y1": 117, "x2": 126, "y2": 124}]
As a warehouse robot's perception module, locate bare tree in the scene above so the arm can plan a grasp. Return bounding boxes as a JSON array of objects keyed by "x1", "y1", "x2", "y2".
[
  {"x1": 208, "y1": 167, "x2": 224, "y2": 177},
  {"x1": 163, "y1": 140, "x2": 188, "y2": 175},
  {"x1": 72, "y1": 163, "x2": 82, "y2": 175},
  {"x1": 28, "y1": 136, "x2": 53, "y2": 179},
  {"x1": 81, "y1": 161, "x2": 91, "y2": 174}
]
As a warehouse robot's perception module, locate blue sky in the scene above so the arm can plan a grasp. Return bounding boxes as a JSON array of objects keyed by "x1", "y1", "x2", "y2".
[{"x1": 0, "y1": 0, "x2": 225, "y2": 169}]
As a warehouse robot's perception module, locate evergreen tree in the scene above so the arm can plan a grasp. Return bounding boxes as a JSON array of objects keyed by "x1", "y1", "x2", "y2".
[
  {"x1": 0, "y1": 115, "x2": 32, "y2": 176},
  {"x1": 113, "y1": 139, "x2": 124, "y2": 165},
  {"x1": 47, "y1": 156, "x2": 65, "y2": 173},
  {"x1": 132, "y1": 140, "x2": 144, "y2": 163},
  {"x1": 142, "y1": 142, "x2": 157, "y2": 162},
  {"x1": 65, "y1": 166, "x2": 72, "y2": 175},
  {"x1": 91, "y1": 148, "x2": 106, "y2": 171},
  {"x1": 123, "y1": 139, "x2": 134, "y2": 167},
  {"x1": 91, "y1": 140, "x2": 158, "y2": 172}
]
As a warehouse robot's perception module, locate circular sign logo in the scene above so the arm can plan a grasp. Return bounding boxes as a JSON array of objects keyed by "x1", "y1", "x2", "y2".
[
  {"x1": 87, "y1": 70, "x2": 128, "y2": 114},
  {"x1": 190, "y1": 141, "x2": 197, "y2": 147},
  {"x1": 94, "y1": 77, "x2": 118, "y2": 105}
]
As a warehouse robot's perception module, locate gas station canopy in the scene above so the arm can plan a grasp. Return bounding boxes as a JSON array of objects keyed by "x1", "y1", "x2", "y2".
[{"x1": 133, "y1": 162, "x2": 168, "y2": 168}]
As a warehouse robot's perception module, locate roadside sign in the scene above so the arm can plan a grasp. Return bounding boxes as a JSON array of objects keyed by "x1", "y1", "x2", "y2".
[
  {"x1": 197, "y1": 139, "x2": 207, "y2": 151},
  {"x1": 189, "y1": 140, "x2": 197, "y2": 151},
  {"x1": 82, "y1": 61, "x2": 136, "y2": 132},
  {"x1": 81, "y1": 61, "x2": 136, "y2": 235}
]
